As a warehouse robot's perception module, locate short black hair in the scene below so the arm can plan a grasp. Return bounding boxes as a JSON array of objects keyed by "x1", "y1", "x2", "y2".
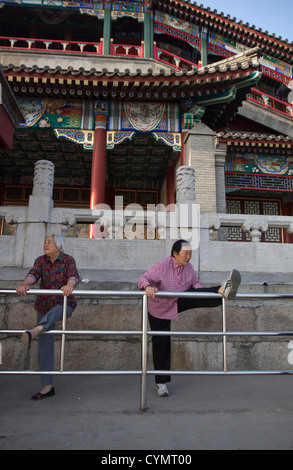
[{"x1": 171, "y1": 239, "x2": 191, "y2": 257}]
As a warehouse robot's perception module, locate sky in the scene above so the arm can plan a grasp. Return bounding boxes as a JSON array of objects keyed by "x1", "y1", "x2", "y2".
[{"x1": 197, "y1": 0, "x2": 293, "y2": 43}]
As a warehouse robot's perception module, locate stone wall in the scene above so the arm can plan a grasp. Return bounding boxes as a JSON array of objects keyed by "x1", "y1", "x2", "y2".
[
  {"x1": 1, "y1": 281, "x2": 293, "y2": 374},
  {"x1": 184, "y1": 124, "x2": 217, "y2": 212}
]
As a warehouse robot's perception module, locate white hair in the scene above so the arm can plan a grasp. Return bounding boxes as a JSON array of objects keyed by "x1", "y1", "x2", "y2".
[{"x1": 46, "y1": 234, "x2": 65, "y2": 253}]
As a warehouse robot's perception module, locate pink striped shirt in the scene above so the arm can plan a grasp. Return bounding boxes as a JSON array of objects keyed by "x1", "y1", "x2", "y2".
[{"x1": 138, "y1": 255, "x2": 202, "y2": 320}]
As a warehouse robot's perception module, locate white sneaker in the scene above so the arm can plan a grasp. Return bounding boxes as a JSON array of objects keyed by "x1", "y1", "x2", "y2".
[
  {"x1": 222, "y1": 269, "x2": 241, "y2": 299},
  {"x1": 156, "y1": 383, "x2": 169, "y2": 397}
]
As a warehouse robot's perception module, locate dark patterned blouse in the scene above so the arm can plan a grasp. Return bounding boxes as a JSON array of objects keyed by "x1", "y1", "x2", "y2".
[{"x1": 27, "y1": 253, "x2": 80, "y2": 314}]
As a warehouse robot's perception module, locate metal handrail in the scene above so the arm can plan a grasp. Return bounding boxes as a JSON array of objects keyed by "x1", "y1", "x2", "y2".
[{"x1": 1, "y1": 289, "x2": 293, "y2": 411}]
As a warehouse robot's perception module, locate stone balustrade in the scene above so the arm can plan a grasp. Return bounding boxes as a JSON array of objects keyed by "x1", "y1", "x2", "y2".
[
  {"x1": 1, "y1": 159, "x2": 293, "y2": 274},
  {"x1": 201, "y1": 212, "x2": 293, "y2": 242},
  {"x1": 2, "y1": 204, "x2": 293, "y2": 274}
]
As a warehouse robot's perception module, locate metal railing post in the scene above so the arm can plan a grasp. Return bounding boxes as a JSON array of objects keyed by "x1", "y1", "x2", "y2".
[
  {"x1": 222, "y1": 297, "x2": 227, "y2": 373},
  {"x1": 60, "y1": 295, "x2": 68, "y2": 372},
  {"x1": 140, "y1": 293, "x2": 148, "y2": 412}
]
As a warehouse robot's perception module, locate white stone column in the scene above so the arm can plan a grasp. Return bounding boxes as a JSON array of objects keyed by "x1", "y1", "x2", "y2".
[
  {"x1": 31, "y1": 159, "x2": 55, "y2": 198},
  {"x1": 215, "y1": 141, "x2": 227, "y2": 214},
  {"x1": 215, "y1": 141, "x2": 228, "y2": 240},
  {"x1": 175, "y1": 166, "x2": 200, "y2": 264},
  {"x1": 175, "y1": 166, "x2": 196, "y2": 203},
  {"x1": 23, "y1": 160, "x2": 55, "y2": 267}
]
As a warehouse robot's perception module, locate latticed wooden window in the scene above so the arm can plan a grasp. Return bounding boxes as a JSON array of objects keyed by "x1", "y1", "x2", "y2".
[
  {"x1": 226, "y1": 199, "x2": 281, "y2": 243},
  {"x1": 263, "y1": 201, "x2": 281, "y2": 242},
  {"x1": 226, "y1": 200, "x2": 242, "y2": 241}
]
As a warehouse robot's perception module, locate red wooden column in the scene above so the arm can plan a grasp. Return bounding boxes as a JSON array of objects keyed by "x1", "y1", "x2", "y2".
[
  {"x1": 180, "y1": 130, "x2": 188, "y2": 166},
  {"x1": 89, "y1": 114, "x2": 108, "y2": 238}
]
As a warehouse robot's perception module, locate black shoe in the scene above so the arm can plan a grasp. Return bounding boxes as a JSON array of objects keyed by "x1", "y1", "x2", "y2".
[{"x1": 31, "y1": 387, "x2": 55, "y2": 401}]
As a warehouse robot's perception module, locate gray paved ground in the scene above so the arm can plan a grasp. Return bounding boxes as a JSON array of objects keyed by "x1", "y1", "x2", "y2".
[{"x1": 1, "y1": 374, "x2": 293, "y2": 451}]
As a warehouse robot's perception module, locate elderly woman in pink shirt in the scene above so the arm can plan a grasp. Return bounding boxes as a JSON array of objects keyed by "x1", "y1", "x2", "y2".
[{"x1": 139, "y1": 239, "x2": 241, "y2": 398}]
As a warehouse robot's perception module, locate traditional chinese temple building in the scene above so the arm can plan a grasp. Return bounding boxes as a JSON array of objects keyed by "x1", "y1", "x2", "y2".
[{"x1": 1, "y1": 0, "x2": 293, "y2": 374}]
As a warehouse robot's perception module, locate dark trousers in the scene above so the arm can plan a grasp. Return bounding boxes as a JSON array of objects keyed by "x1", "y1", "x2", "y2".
[{"x1": 148, "y1": 286, "x2": 221, "y2": 384}]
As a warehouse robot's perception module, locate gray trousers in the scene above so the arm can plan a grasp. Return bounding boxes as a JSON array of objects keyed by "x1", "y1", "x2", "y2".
[{"x1": 37, "y1": 305, "x2": 74, "y2": 386}]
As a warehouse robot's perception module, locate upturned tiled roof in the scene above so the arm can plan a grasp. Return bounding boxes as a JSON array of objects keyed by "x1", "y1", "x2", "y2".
[
  {"x1": 218, "y1": 131, "x2": 293, "y2": 144},
  {"x1": 154, "y1": 0, "x2": 293, "y2": 48},
  {"x1": 1, "y1": 46, "x2": 261, "y2": 79}
]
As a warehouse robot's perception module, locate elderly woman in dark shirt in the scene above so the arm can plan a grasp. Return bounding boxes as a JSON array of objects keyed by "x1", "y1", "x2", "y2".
[{"x1": 16, "y1": 234, "x2": 80, "y2": 400}]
